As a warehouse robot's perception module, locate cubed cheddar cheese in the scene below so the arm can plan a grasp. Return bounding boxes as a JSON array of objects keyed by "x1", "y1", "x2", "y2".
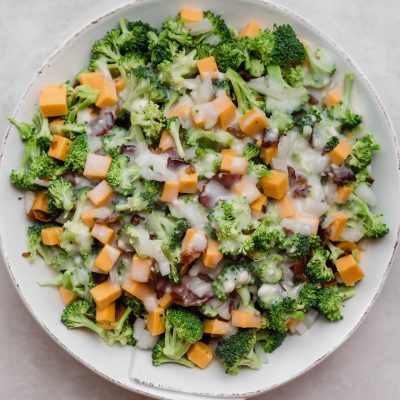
[
  {"x1": 90, "y1": 223, "x2": 114, "y2": 244},
  {"x1": 83, "y1": 153, "x2": 112, "y2": 180},
  {"x1": 159, "y1": 130, "x2": 175, "y2": 152},
  {"x1": 179, "y1": 170, "x2": 198, "y2": 193},
  {"x1": 180, "y1": 6, "x2": 204, "y2": 23},
  {"x1": 323, "y1": 87, "x2": 342, "y2": 107},
  {"x1": 158, "y1": 293, "x2": 174, "y2": 309},
  {"x1": 187, "y1": 342, "x2": 213, "y2": 369},
  {"x1": 39, "y1": 84, "x2": 68, "y2": 117},
  {"x1": 122, "y1": 279, "x2": 154, "y2": 301},
  {"x1": 202, "y1": 239, "x2": 223, "y2": 268},
  {"x1": 287, "y1": 317, "x2": 301, "y2": 332},
  {"x1": 90, "y1": 280, "x2": 122, "y2": 309},
  {"x1": 30, "y1": 191, "x2": 50, "y2": 215},
  {"x1": 337, "y1": 241, "x2": 362, "y2": 262},
  {"x1": 213, "y1": 93, "x2": 237, "y2": 129},
  {"x1": 293, "y1": 212, "x2": 320, "y2": 235},
  {"x1": 168, "y1": 103, "x2": 191, "y2": 120},
  {"x1": 220, "y1": 154, "x2": 248, "y2": 175},
  {"x1": 261, "y1": 146, "x2": 278, "y2": 165},
  {"x1": 95, "y1": 78, "x2": 118, "y2": 108},
  {"x1": 329, "y1": 141, "x2": 352, "y2": 166},
  {"x1": 93, "y1": 244, "x2": 121, "y2": 273},
  {"x1": 190, "y1": 103, "x2": 215, "y2": 129},
  {"x1": 250, "y1": 193, "x2": 267, "y2": 212},
  {"x1": 329, "y1": 212, "x2": 348, "y2": 241},
  {"x1": 221, "y1": 148, "x2": 237, "y2": 156},
  {"x1": 49, "y1": 118, "x2": 65, "y2": 135},
  {"x1": 182, "y1": 228, "x2": 208, "y2": 254},
  {"x1": 41, "y1": 227, "x2": 64, "y2": 246},
  {"x1": 231, "y1": 310, "x2": 263, "y2": 329},
  {"x1": 335, "y1": 185, "x2": 353, "y2": 204},
  {"x1": 79, "y1": 71, "x2": 104, "y2": 90},
  {"x1": 147, "y1": 307, "x2": 166, "y2": 336},
  {"x1": 335, "y1": 254, "x2": 365, "y2": 286},
  {"x1": 48, "y1": 134, "x2": 72, "y2": 161},
  {"x1": 88, "y1": 180, "x2": 113, "y2": 207},
  {"x1": 260, "y1": 170, "x2": 289, "y2": 199},
  {"x1": 239, "y1": 19, "x2": 262, "y2": 39},
  {"x1": 59, "y1": 286, "x2": 77, "y2": 306},
  {"x1": 131, "y1": 255, "x2": 153, "y2": 283},
  {"x1": 232, "y1": 176, "x2": 262, "y2": 203},
  {"x1": 161, "y1": 181, "x2": 180, "y2": 202},
  {"x1": 278, "y1": 195, "x2": 295, "y2": 218},
  {"x1": 96, "y1": 302, "x2": 116, "y2": 324},
  {"x1": 81, "y1": 205, "x2": 96, "y2": 228},
  {"x1": 197, "y1": 56, "x2": 219, "y2": 80},
  {"x1": 113, "y1": 76, "x2": 126, "y2": 92},
  {"x1": 203, "y1": 319, "x2": 230, "y2": 336},
  {"x1": 239, "y1": 108, "x2": 269, "y2": 136}
]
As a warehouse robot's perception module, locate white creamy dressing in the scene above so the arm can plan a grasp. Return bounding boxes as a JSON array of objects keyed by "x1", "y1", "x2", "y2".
[
  {"x1": 169, "y1": 198, "x2": 209, "y2": 228},
  {"x1": 190, "y1": 75, "x2": 215, "y2": 104}
]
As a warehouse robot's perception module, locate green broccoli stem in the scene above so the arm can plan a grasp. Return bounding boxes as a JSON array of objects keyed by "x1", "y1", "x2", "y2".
[
  {"x1": 82, "y1": 317, "x2": 107, "y2": 338},
  {"x1": 114, "y1": 306, "x2": 132, "y2": 335},
  {"x1": 163, "y1": 323, "x2": 191, "y2": 360},
  {"x1": 342, "y1": 73, "x2": 355, "y2": 108},
  {"x1": 266, "y1": 64, "x2": 288, "y2": 87},
  {"x1": 37, "y1": 273, "x2": 64, "y2": 287},
  {"x1": 338, "y1": 286, "x2": 356, "y2": 301}
]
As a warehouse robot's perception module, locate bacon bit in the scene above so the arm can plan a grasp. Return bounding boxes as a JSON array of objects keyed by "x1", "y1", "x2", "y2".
[
  {"x1": 198, "y1": 173, "x2": 240, "y2": 207},
  {"x1": 167, "y1": 156, "x2": 191, "y2": 170},
  {"x1": 328, "y1": 165, "x2": 356, "y2": 184},
  {"x1": 180, "y1": 251, "x2": 200, "y2": 276},
  {"x1": 239, "y1": 70, "x2": 254, "y2": 81},
  {"x1": 61, "y1": 172, "x2": 77, "y2": 185},
  {"x1": 22, "y1": 252, "x2": 31, "y2": 258},
  {"x1": 120, "y1": 145, "x2": 136, "y2": 155},
  {"x1": 290, "y1": 260, "x2": 307, "y2": 282},
  {"x1": 91, "y1": 272, "x2": 109, "y2": 285},
  {"x1": 308, "y1": 94, "x2": 319, "y2": 105},
  {"x1": 227, "y1": 127, "x2": 246, "y2": 139},
  {"x1": 94, "y1": 213, "x2": 120, "y2": 224},
  {"x1": 323, "y1": 279, "x2": 338, "y2": 288},
  {"x1": 287, "y1": 166, "x2": 311, "y2": 198},
  {"x1": 198, "y1": 273, "x2": 213, "y2": 283},
  {"x1": 32, "y1": 210, "x2": 54, "y2": 222},
  {"x1": 185, "y1": 165, "x2": 196, "y2": 175},
  {"x1": 89, "y1": 110, "x2": 114, "y2": 137},
  {"x1": 261, "y1": 128, "x2": 280, "y2": 147},
  {"x1": 283, "y1": 227, "x2": 295, "y2": 235},
  {"x1": 130, "y1": 214, "x2": 143, "y2": 226},
  {"x1": 149, "y1": 234, "x2": 158, "y2": 240}
]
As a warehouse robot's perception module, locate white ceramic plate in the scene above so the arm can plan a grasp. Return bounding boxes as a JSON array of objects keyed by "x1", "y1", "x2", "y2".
[{"x1": 1, "y1": 1, "x2": 399, "y2": 399}]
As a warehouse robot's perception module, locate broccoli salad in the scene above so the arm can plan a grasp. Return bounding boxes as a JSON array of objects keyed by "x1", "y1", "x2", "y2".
[{"x1": 8, "y1": 6, "x2": 389, "y2": 374}]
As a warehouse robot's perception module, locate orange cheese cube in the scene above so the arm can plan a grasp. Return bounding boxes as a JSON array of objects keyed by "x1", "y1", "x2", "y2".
[
  {"x1": 287, "y1": 317, "x2": 301, "y2": 332},
  {"x1": 83, "y1": 153, "x2": 112, "y2": 180},
  {"x1": 202, "y1": 239, "x2": 223, "y2": 268},
  {"x1": 147, "y1": 307, "x2": 166, "y2": 336},
  {"x1": 48, "y1": 134, "x2": 72, "y2": 161},
  {"x1": 213, "y1": 93, "x2": 237, "y2": 129},
  {"x1": 329, "y1": 141, "x2": 352, "y2": 166},
  {"x1": 278, "y1": 195, "x2": 295, "y2": 218},
  {"x1": 335, "y1": 254, "x2": 365, "y2": 286},
  {"x1": 90, "y1": 223, "x2": 114, "y2": 244},
  {"x1": 180, "y1": 6, "x2": 204, "y2": 23},
  {"x1": 294, "y1": 212, "x2": 320, "y2": 235},
  {"x1": 88, "y1": 180, "x2": 113, "y2": 207},
  {"x1": 41, "y1": 227, "x2": 64, "y2": 246},
  {"x1": 232, "y1": 176, "x2": 262, "y2": 204},
  {"x1": 131, "y1": 255, "x2": 153, "y2": 283},
  {"x1": 261, "y1": 146, "x2": 278, "y2": 165},
  {"x1": 158, "y1": 293, "x2": 175, "y2": 309},
  {"x1": 181, "y1": 228, "x2": 207, "y2": 254},
  {"x1": 179, "y1": 170, "x2": 198, "y2": 193},
  {"x1": 335, "y1": 185, "x2": 353, "y2": 204},
  {"x1": 220, "y1": 154, "x2": 248, "y2": 175},
  {"x1": 250, "y1": 193, "x2": 267, "y2": 212},
  {"x1": 239, "y1": 108, "x2": 269, "y2": 136},
  {"x1": 323, "y1": 87, "x2": 342, "y2": 107},
  {"x1": 203, "y1": 319, "x2": 230, "y2": 336},
  {"x1": 168, "y1": 103, "x2": 191, "y2": 119},
  {"x1": 30, "y1": 191, "x2": 50, "y2": 215},
  {"x1": 221, "y1": 148, "x2": 237, "y2": 156},
  {"x1": 122, "y1": 279, "x2": 154, "y2": 301},
  {"x1": 93, "y1": 244, "x2": 121, "y2": 273},
  {"x1": 231, "y1": 310, "x2": 262, "y2": 329},
  {"x1": 161, "y1": 181, "x2": 180, "y2": 202},
  {"x1": 329, "y1": 212, "x2": 348, "y2": 241},
  {"x1": 239, "y1": 19, "x2": 262, "y2": 39},
  {"x1": 79, "y1": 71, "x2": 104, "y2": 90},
  {"x1": 81, "y1": 206, "x2": 96, "y2": 228},
  {"x1": 190, "y1": 103, "x2": 213, "y2": 129},
  {"x1": 49, "y1": 118, "x2": 65, "y2": 135},
  {"x1": 187, "y1": 342, "x2": 213, "y2": 369},
  {"x1": 197, "y1": 56, "x2": 219, "y2": 80},
  {"x1": 113, "y1": 75, "x2": 126, "y2": 92},
  {"x1": 96, "y1": 302, "x2": 116, "y2": 324},
  {"x1": 337, "y1": 241, "x2": 362, "y2": 262},
  {"x1": 90, "y1": 281, "x2": 122, "y2": 309},
  {"x1": 260, "y1": 170, "x2": 289, "y2": 199},
  {"x1": 95, "y1": 78, "x2": 118, "y2": 108},
  {"x1": 159, "y1": 130, "x2": 175, "y2": 152},
  {"x1": 39, "y1": 84, "x2": 68, "y2": 117},
  {"x1": 59, "y1": 286, "x2": 77, "y2": 305}
]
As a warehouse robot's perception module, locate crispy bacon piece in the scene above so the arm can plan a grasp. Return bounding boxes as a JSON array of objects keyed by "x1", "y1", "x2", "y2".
[
  {"x1": 89, "y1": 110, "x2": 114, "y2": 137},
  {"x1": 287, "y1": 166, "x2": 311, "y2": 198},
  {"x1": 262, "y1": 129, "x2": 280, "y2": 147},
  {"x1": 328, "y1": 165, "x2": 356, "y2": 184}
]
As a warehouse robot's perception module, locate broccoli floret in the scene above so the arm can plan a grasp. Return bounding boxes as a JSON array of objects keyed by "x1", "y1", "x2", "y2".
[
  {"x1": 243, "y1": 143, "x2": 260, "y2": 160},
  {"x1": 194, "y1": 43, "x2": 215, "y2": 60},
  {"x1": 64, "y1": 134, "x2": 89, "y2": 173},
  {"x1": 256, "y1": 328, "x2": 286, "y2": 353},
  {"x1": 7, "y1": 117, "x2": 35, "y2": 141},
  {"x1": 253, "y1": 254, "x2": 283, "y2": 284},
  {"x1": 268, "y1": 110, "x2": 294, "y2": 134},
  {"x1": 161, "y1": 244, "x2": 181, "y2": 284},
  {"x1": 163, "y1": 308, "x2": 203, "y2": 360},
  {"x1": 202, "y1": 11, "x2": 234, "y2": 42},
  {"x1": 282, "y1": 234, "x2": 321, "y2": 259},
  {"x1": 247, "y1": 161, "x2": 271, "y2": 179},
  {"x1": 264, "y1": 65, "x2": 308, "y2": 114},
  {"x1": 66, "y1": 85, "x2": 99, "y2": 123},
  {"x1": 199, "y1": 302, "x2": 220, "y2": 318},
  {"x1": 323, "y1": 136, "x2": 339, "y2": 154},
  {"x1": 48, "y1": 178, "x2": 75, "y2": 216},
  {"x1": 347, "y1": 134, "x2": 380, "y2": 171},
  {"x1": 317, "y1": 285, "x2": 356, "y2": 321},
  {"x1": 183, "y1": 128, "x2": 233, "y2": 150},
  {"x1": 328, "y1": 73, "x2": 362, "y2": 130},
  {"x1": 122, "y1": 293, "x2": 147, "y2": 318},
  {"x1": 245, "y1": 29, "x2": 275, "y2": 66},
  {"x1": 250, "y1": 216, "x2": 286, "y2": 254},
  {"x1": 216, "y1": 329, "x2": 260, "y2": 375},
  {"x1": 27, "y1": 224, "x2": 60, "y2": 263},
  {"x1": 152, "y1": 338, "x2": 195, "y2": 368},
  {"x1": 118, "y1": 19, "x2": 156, "y2": 56},
  {"x1": 61, "y1": 299, "x2": 105, "y2": 338},
  {"x1": 349, "y1": 194, "x2": 389, "y2": 239},
  {"x1": 297, "y1": 283, "x2": 319, "y2": 310},
  {"x1": 327, "y1": 241, "x2": 345, "y2": 263},
  {"x1": 225, "y1": 68, "x2": 262, "y2": 113},
  {"x1": 213, "y1": 41, "x2": 247, "y2": 73},
  {"x1": 89, "y1": 28, "x2": 122, "y2": 71},
  {"x1": 284, "y1": 65, "x2": 305, "y2": 88},
  {"x1": 248, "y1": 59, "x2": 265, "y2": 78},
  {"x1": 116, "y1": 180, "x2": 162, "y2": 212},
  {"x1": 193, "y1": 148, "x2": 221, "y2": 178},
  {"x1": 303, "y1": 43, "x2": 336, "y2": 88},
  {"x1": 162, "y1": 17, "x2": 193, "y2": 46},
  {"x1": 212, "y1": 263, "x2": 254, "y2": 300},
  {"x1": 117, "y1": 53, "x2": 147, "y2": 78},
  {"x1": 106, "y1": 154, "x2": 141, "y2": 196},
  {"x1": 147, "y1": 30, "x2": 179, "y2": 66},
  {"x1": 267, "y1": 297, "x2": 304, "y2": 333},
  {"x1": 50, "y1": 121, "x2": 87, "y2": 138},
  {"x1": 305, "y1": 247, "x2": 335, "y2": 283},
  {"x1": 62, "y1": 265, "x2": 93, "y2": 300},
  {"x1": 295, "y1": 106, "x2": 321, "y2": 136},
  {"x1": 32, "y1": 113, "x2": 53, "y2": 150},
  {"x1": 104, "y1": 307, "x2": 136, "y2": 346},
  {"x1": 164, "y1": 117, "x2": 185, "y2": 158}
]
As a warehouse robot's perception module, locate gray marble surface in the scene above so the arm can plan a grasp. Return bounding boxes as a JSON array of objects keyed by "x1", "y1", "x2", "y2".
[{"x1": 0, "y1": 1, "x2": 399, "y2": 399}]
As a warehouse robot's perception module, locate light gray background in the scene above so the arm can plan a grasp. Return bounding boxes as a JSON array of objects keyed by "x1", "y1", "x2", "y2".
[{"x1": 0, "y1": 1, "x2": 399, "y2": 399}]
